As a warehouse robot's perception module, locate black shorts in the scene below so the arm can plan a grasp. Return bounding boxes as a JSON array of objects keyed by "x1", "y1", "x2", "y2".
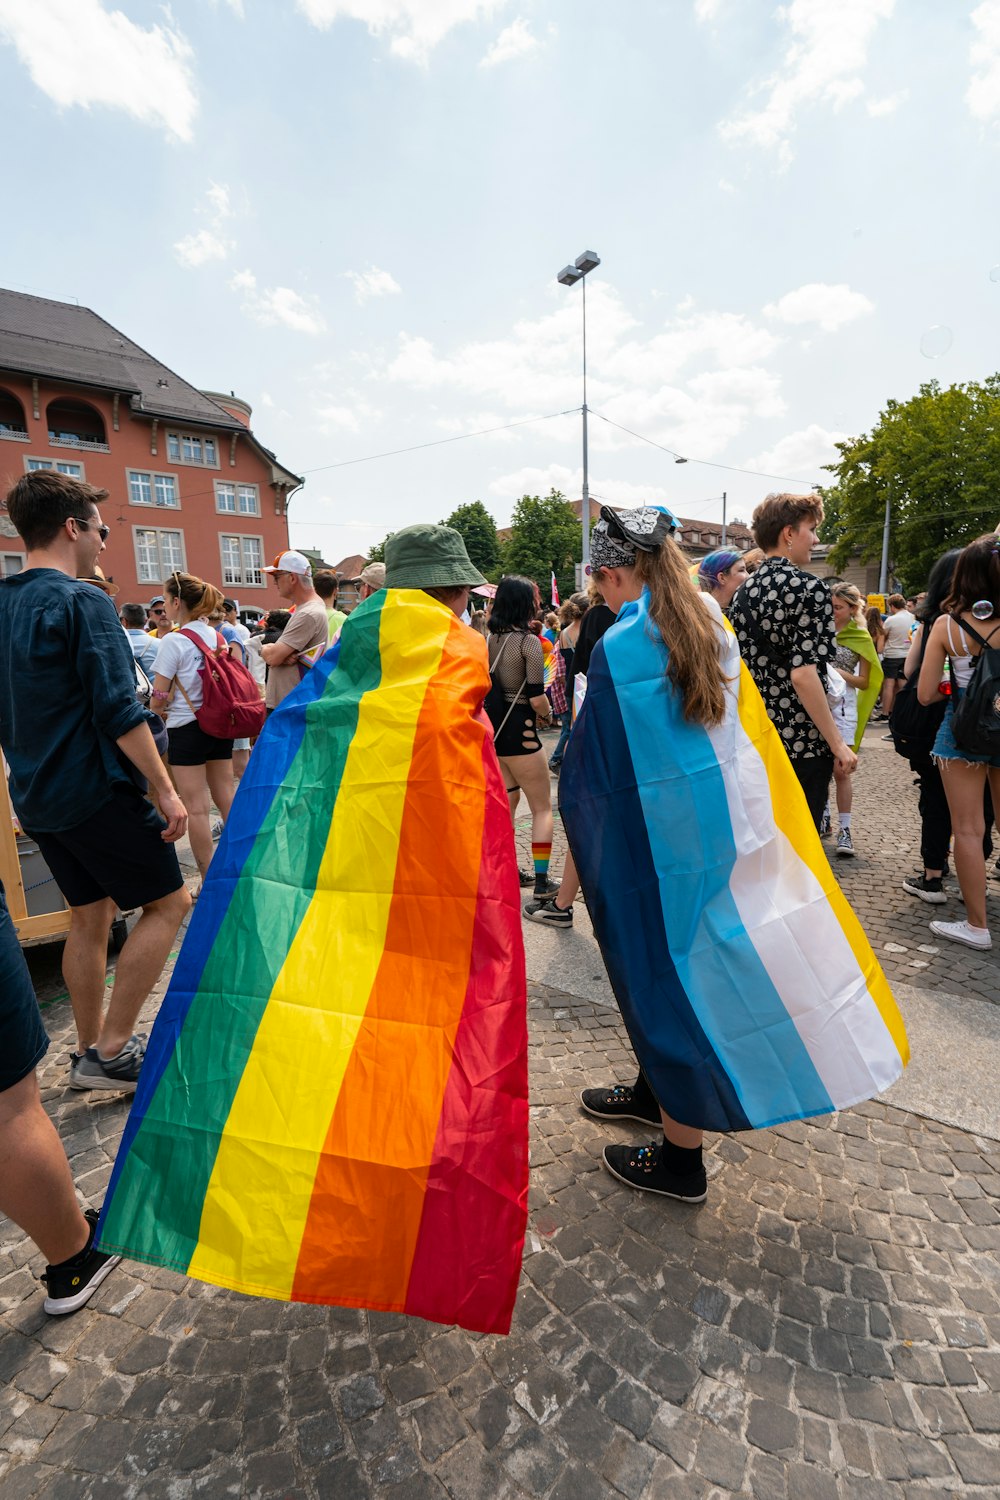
[
  {"x1": 24, "y1": 785, "x2": 183, "y2": 912},
  {"x1": 0, "y1": 881, "x2": 49, "y2": 1093},
  {"x1": 168, "y1": 719, "x2": 234, "y2": 766},
  {"x1": 882, "y1": 657, "x2": 907, "y2": 679}
]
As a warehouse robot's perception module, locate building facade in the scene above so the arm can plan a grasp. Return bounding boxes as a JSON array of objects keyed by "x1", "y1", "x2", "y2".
[{"x1": 0, "y1": 291, "x2": 301, "y2": 607}]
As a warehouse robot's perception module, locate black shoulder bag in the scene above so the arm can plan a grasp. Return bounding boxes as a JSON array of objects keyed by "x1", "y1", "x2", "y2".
[{"x1": 888, "y1": 624, "x2": 945, "y2": 761}]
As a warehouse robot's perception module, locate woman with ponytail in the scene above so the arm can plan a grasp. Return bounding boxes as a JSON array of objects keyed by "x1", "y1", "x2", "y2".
[
  {"x1": 151, "y1": 571, "x2": 236, "y2": 884},
  {"x1": 560, "y1": 506, "x2": 906, "y2": 1204}
]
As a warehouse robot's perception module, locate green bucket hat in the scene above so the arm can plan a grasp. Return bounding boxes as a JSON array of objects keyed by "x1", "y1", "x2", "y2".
[{"x1": 384, "y1": 524, "x2": 488, "y2": 589}]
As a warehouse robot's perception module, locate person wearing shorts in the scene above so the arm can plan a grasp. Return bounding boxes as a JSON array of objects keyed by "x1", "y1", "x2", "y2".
[
  {"x1": 0, "y1": 470, "x2": 190, "y2": 1094},
  {"x1": 152, "y1": 572, "x2": 236, "y2": 884},
  {"x1": 880, "y1": 594, "x2": 916, "y2": 718}
]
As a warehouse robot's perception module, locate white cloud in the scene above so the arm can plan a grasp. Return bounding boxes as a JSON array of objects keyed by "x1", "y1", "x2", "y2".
[
  {"x1": 480, "y1": 17, "x2": 540, "y2": 67},
  {"x1": 295, "y1": 0, "x2": 499, "y2": 64},
  {"x1": 866, "y1": 89, "x2": 908, "y2": 116},
  {"x1": 694, "y1": 0, "x2": 723, "y2": 20},
  {"x1": 0, "y1": 0, "x2": 197, "y2": 141},
  {"x1": 968, "y1": 0, "x2": 1000, "y2": 121},
  {"x1": 718, "y1": 0, "x2": 894, "y2": 165},
  {"x1": 345, "y1": 266, "x2": 402, "y2": 302},
  {"x1": 174, "y1": 229, "x2": 233, "y2": 269},
  {"x1": 206, "y1": 181, "x2": 233, "y2": 219},
  {"x1": 231, "y1": 271, "x2": 327, "y2": 335},
  {"x1": 745, "y1": 423, "x2": 847, "y2": 480},
  {"x1": 763, "y1": 282, "x2": 875, "y2": 332}
]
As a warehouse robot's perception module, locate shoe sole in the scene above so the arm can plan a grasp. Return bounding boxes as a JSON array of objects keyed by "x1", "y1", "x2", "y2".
[
  {"x1": 929, "y1": 926, "x2": 992, "y2": 950},
  {"x1": 523, "y1": 913, "x2": 572, "y2": 928},
  {"x1": 602, "y1": 1153, "x2": 707, "y2": 1202},
  {"x1": 69, "y1": 1072, "x2": 139, "y2": 1093},
  {"x1": 44, "y1": 1253, "x2": 122, "y2": 1315},
  {"x1": 836, "y1": 849, "x2": 855, "y2": 858},
  {"x1": 902, "y1": 885, "x2": 948, "y2": 904},
  {"x1": 581, "y1": 1101, "x2": 660, "y2": 1126}
]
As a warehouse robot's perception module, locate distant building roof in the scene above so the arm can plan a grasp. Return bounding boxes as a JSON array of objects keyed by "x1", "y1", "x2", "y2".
[
  {"x1": 0, "y1": 288, "x2": 243, "y2": 431},
  {"x1": 333, "y1": 553, "x2": 369, "y2": 578}
]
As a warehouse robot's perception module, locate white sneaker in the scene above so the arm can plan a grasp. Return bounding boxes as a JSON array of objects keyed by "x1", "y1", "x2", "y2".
[{"x1": 929, "y1": 918, "x2": 992, "y2": 950}]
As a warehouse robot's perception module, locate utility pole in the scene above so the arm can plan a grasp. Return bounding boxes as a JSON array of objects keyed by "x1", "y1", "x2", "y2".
[
  {"x1": 556, "y1": 251, "x2": 601, "y2": 574},
  {"x1": 721, "y1": 492, "x2": 727, "y2": 548},
  {"x1": 878, "y1": 484, "x2": 891, "y2": 594}
]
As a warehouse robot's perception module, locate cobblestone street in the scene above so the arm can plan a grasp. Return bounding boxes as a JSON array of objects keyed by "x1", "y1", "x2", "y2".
[{"x1": 2, "y1": 724, "x2": 999, "y2": 1499}]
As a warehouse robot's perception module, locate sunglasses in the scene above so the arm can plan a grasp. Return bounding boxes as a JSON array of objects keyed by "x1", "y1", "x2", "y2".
[{"x1": 74, "y1": 517, "x2": 110, "y2": 542}]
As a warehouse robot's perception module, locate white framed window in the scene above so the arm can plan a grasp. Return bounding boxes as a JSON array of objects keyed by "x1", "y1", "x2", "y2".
[
  {"x1": 219, "y1": 533, "x2": 264, "y2": 588},
  {"x1": 134, "y1": 527, "x2": 185, "y2": 585},
  {"x1": 2, "y1": 552, "x2": 25, "y2": 577},
  {"x1": 166, "y1": 431, "x2": 219, "y2": 467},
  {"x1": 128, "y1": 470, "x2": 178, "y2": 508},
  {"x1": 24, "y1": 457, "x2": 85, "y2": 479},
  {"x1": 216, "y1": 481, "x2": 259, "y2": 517}
]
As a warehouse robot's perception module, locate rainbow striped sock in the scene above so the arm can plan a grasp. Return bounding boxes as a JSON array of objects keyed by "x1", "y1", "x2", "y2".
[{"x1": 532, "y1": 842, "x2": 552, "y2": 892}]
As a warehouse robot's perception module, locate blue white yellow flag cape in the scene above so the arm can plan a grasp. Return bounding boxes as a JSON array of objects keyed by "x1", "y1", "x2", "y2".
[{"x1": 560, "y1": 590, "x2": 908, "y2": 1133}]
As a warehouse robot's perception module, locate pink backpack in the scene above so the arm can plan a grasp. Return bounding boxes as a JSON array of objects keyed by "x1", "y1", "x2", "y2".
[{"x1": 177, "y1": 628, "x2": 266, "y2": 740}]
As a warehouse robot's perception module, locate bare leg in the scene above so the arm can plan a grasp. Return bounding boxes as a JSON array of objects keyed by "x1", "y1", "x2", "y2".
[
  {"x1": 206, "y1": 759, "x2": 236, "y2": 824},
  {"x1": 0, "y1": 1073, "x2": 91, "y2": 1264},
  {"x1": 62, "y1": 897, "x2": 116, "y2": 1052},
  {"x1": 99, "y1": 885, "x2": 191, "y2": 1057},
  {"x1": 834, "y1": 764, "x2": 853, "y2": 816},
  {"x1": 556, "y1": 847, "x2": 580, "y2": 908},
  {"x1": 231, "y1": 747, "x2": 250, "y2": 783},
  {"x1": 172, "y1": 764, "x2": 213, "y2": 880},
  {"x1": 660, "y1": 1107, "x2": 704, "y2": 1150},
  {"x1": 504, "y1": 749, "x2": 554, "y2": 849},
  {"x1": 940, "y1": 762, "x2": 990, "y2": 929}
]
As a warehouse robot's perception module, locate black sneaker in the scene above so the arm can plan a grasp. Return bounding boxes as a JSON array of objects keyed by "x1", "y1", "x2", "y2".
[
  {"x1": 902, "y1": 874, "x2": 947, "y2": 905},
  {"x1": 523, "y1": 896, "x2": 572, "y2": 928},
  {"x1": 70, "y1": 1035, "x2": 146, "y2": 1093},
  {"x1": 42, "y1": 1209, "x2": 121, "y2": 1315},
  {"x1": 580, "y1": 1085, "x2": 660, "y2": 1126},
  {"x1": 602, "y1": 1141, "x2": 707, "y2": 1202},
  {"x1": 532, "y1": 877, "x2": 559, "y2": 898},
  {"x1": 518, "y1": 867, "x2": 535, "y2": 888}
]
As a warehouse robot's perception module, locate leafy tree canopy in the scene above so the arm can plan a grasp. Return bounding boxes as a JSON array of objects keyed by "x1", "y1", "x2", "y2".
[
  {"x1": 367, "y1": 534, "x2": 391, "y2": 563},
  {"x1": 501, "y1": 490, "x2": 582, "y2": 602},
  {"x1": 440, "y1": 500, "x2": 501, "y2": 578},
  {"x1": 823, "y1": 377, "x2": 1000, "y2": 590}
]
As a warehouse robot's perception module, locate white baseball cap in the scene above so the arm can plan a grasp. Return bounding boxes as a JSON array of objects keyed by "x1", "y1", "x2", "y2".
[{"x1": 262, "y1": 550, "x2": 311, "y2": 576}]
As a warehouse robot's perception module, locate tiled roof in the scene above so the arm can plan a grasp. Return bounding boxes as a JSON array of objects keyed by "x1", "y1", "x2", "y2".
[
  {"x1": 0, "y1": 289, "x2": 243, "y2": 431},
  {"x1": 333, "y1": 553, "x2": 368, "y2": 577}
]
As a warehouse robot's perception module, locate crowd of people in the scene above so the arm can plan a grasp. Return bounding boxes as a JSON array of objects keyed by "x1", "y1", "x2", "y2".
[{"x1": 0, "y1": 467, "x2": 993, "y2": 1318}]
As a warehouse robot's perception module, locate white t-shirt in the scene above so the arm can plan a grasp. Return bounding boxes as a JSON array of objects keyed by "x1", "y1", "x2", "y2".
[
  {"x1": 155, "y1": 620, "x2": 225, "y2": 728},
  {"x1": 882, "y1": 609, "x2": 915, "y2": 658}
]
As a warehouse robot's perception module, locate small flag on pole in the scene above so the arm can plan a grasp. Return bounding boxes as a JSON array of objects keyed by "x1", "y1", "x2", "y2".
[{"x1": 550, "y1": 571, "x2": 560, "y2": 608}]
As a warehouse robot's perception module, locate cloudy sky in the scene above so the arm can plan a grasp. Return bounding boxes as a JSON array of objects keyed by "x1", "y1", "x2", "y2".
[{"x1": 1, "y1": 1, "x2": 998, "y2": 560}]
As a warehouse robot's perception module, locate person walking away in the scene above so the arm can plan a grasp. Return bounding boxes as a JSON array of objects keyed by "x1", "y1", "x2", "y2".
[
  {"x1": 822, "y1": 583, "x2": 883, "y2": 855},
  {"x1": 729, "y1": 492, "x2": 857, "y2": 830},
  {"x1": 313, "y1": 570, "x2": 347, "y2": 642},
  {"x1": 260, "y1": 552, "x2": 330, "y2": 711},
  {"x1": 0, "y1": 472, "x2": 190, "y2": 1092},
  {"x1": 880, "y1": 593, "x2": 916, "y2": 721},
  {"x1": 917, "y1": 535, "x2": 1000, "y2": 949},
  {"x1": 900, "y1": 550, "x2": 961, "y2": 904},
  {"x1": 0, "y1": 881, "x2": 122, "y2": 1312},
  {"x1": 120, "y1": 603, "x2": 159, "y2": 677},
  {"x1": 486, "y1": 576, "x2": 556, "y2": 898},
  {"x1": 559, "y1": 504, "x2": 906, "y2": 1202},
  {"x1": 150, "y1": 573, "x2": 237, "y2": 886}
]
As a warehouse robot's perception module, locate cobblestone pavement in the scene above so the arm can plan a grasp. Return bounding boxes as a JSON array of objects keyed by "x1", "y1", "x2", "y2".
[{"x1": 3, "y1": 724, "x2": 1000, "y2": 1498}]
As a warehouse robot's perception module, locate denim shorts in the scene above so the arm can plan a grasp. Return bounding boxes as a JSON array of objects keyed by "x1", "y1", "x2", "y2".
[
  {"x1": 932, "y1": 699, "x2": 1000, "y2": 768},
  {"x1": 0, "y1": 881, "x2": 49, "y2": 1093}
]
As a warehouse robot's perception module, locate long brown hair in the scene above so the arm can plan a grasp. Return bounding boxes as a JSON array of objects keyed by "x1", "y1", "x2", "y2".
[
  {"x1": 633, "y1": 536, "x2": 727, "y2": 725},
  {"x1": 942, "y1": 534, "x2": 1000, "y2": 616}
]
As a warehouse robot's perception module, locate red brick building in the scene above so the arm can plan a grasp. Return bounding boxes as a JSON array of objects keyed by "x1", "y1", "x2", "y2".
[{"x1": 0, "y1": 290, "x2": 301, "y2": 606}]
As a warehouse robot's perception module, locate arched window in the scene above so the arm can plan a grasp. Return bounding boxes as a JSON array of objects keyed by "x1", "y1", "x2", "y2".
[
  {"x1": 0, "y1": 388, "x2": 28, "y2": 440},
  {"x1": 46, "y1": 398, "x2": 107, "y2": 450}
]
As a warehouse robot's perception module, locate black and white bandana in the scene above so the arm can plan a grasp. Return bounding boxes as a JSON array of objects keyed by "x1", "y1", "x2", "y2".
[{"x1": 591, "y1": 505, "x2": 678, "y2": 571}]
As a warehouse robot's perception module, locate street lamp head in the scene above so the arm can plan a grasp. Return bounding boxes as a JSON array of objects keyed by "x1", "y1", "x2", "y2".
[
  {"x1": 574, "y1": 251, "x2": 601, "y2": 275},
  {"x1": 557, "y1": 265, "x2": 583, "y2": 286},
  {"x1": 674, "y1": 456, "x2": 688, "y2": 465}
]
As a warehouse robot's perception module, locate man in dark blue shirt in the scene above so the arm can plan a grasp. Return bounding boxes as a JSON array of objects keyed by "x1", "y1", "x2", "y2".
[{"x1": 0, "y1": 471, "x2": 190, "y2": 1093}]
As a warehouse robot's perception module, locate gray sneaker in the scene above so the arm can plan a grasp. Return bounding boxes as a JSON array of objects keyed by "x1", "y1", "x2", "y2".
[
  {"x1": 70, "y1": 1035, "x2": 146, "y2": 1093},
  {"x1": 836, "y1": 828, "x2": 854, "y2": 858}
]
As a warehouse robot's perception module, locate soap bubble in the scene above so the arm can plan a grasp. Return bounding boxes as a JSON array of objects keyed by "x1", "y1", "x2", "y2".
[
  {"x1": 990, "y1": 266, "x2": 1000, "y2": 283},
  {"x1": 919, "y1": 325, "x2": 953, "y2": 358},
  {"x1": 972, "y1": 600, "x2": 995, "y2": 620}
]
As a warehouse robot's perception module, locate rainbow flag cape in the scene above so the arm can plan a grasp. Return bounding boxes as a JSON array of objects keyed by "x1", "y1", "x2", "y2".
[
  {"x1": 560, "y1": 591, "x2": 908, "y2": 1133},
  {"x1": 98, "y1": 591, "x2": 529, "y2": 1334}
]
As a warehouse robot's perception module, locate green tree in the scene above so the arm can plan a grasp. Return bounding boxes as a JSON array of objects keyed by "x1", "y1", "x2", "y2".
[
  {"x1": 367, "y1": 533, "x2": 391, "y2": 562},
  {"x1": 824, "y1": 377, "x2": 1000, "y2": 589},
  {"x1": 441, "y1": 501, "x2": 501, "y2": 577},
  {"x1": 501, "y1": 490, "x2": 581, "y2": 601}
]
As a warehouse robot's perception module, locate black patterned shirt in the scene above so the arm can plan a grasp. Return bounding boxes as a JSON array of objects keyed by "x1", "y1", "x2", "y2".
[{"x1": 729, "y1": 557, "x2": 836, "y2": 761}]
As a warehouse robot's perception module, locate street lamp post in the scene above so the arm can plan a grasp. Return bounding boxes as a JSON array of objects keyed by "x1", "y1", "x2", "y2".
[{"x1": 557, "y1": 250, "x2": 601, "y2": 573}]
